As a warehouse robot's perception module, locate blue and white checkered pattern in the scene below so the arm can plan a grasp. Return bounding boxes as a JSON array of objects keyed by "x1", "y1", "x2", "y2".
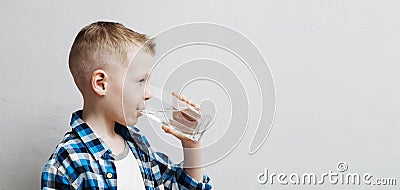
[{"x1": 41, "y1": 110, "x2": 212, "y2": 190}]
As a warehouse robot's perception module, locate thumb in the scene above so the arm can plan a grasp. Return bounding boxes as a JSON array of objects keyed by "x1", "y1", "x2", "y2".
[{"x1": 161, "y1": 125, "x2": 191, "y2": 141}]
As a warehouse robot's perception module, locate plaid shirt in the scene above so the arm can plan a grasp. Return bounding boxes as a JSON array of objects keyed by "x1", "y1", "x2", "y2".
[{"x1": 41, "y1": 110, "x2": 212, "y2": 190}]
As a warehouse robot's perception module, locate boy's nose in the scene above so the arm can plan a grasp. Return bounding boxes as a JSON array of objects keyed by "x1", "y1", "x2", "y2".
[{"x1": 144, "y1": 88, "x2": 152, "y2": 101}]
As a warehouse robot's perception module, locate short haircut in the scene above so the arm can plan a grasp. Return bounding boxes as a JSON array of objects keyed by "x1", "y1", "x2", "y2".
[{"x1": 68, "y1": 21, "x2": 155, "y2": 94}]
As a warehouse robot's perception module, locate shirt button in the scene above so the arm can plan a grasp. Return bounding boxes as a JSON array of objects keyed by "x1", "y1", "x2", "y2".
[{"x1": 106, "y1": 173, "x2": 113, "y2": 179}]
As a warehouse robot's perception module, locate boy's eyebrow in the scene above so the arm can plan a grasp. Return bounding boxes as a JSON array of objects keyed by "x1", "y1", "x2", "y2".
[{"x1": 140, "y1": 74, "x2": 149, "y2": 79}]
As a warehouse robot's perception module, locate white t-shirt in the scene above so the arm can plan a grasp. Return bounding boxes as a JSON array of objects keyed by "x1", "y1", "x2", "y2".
[{"x1": 113, "y1": 141, "x2": 146, "y2": 190}]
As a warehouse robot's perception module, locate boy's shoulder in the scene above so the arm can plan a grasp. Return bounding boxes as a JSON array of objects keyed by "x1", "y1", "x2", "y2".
[
  {"x1": 41, "y1": 130, "x2": 105, "y2": 188},
  {"x1": 44, "y1": 130, "x2": 92, "y2": 170}
]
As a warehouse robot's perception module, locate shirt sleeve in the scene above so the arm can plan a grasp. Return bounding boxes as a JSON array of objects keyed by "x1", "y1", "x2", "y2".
[
  {"x1": 153, "y1": 151, "x2": 212, "y2": 190},
  {"x1": 134, "y1": 127, "x2": 212, "y2": 190},
  {"x1": 41, "y1": 163, "x2": 73, "y2": 190}
]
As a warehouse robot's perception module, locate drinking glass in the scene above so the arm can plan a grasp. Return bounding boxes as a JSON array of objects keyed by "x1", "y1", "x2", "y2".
[{"x1": 139, "y1": 84, "x2": 213, "y2": 142}]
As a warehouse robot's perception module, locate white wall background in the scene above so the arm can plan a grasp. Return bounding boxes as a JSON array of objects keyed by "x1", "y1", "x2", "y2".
[{"x1": 1, "y1": 0, "x2": 399, "y2": 189}]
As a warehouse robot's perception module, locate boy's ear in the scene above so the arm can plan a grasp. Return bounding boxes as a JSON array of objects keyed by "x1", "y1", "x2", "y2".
[{"x1": 91, "y1": 69, "x2": 108, "y2": 96}]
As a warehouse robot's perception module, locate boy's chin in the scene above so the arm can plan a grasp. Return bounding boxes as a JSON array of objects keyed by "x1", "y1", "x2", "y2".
[{"x1": 123, "y1": 117, "x2": 138, "y2": 126}]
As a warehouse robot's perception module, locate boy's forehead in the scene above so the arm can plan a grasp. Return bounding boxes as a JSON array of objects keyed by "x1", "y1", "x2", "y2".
[{"x1": 127, "y1": 49, "x2": 155, "y2": 75}]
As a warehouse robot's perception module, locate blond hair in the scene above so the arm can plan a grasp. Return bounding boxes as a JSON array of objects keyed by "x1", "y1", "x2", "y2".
[{"x1": 68, "y1": 21, "x2": 155, "y2": 94}]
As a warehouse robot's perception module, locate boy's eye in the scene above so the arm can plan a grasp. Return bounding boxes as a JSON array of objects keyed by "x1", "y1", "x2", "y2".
[{"x1": 139, "y1": 79, "x2": 145, "y2": 84}]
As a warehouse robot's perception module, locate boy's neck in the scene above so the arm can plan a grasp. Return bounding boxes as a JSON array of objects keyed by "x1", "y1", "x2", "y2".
[
  {"x1": 81, "y1": 106, "x2": 118, "y2": 139},
  {"x1": 81, "y1": 105, "x2": 126, "y2": 155}
]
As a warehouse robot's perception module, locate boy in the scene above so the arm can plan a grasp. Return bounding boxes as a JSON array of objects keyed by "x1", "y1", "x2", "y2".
[{"x1": 41, "y1": 21, "x2": 212, "y2": 190}]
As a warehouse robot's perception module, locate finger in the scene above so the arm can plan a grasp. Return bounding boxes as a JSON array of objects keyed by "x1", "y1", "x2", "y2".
[
  {"x1": 172, "y1": 92, "x2": 201, "y2": 110},
  {"x1": 186, "y1": 100, "x2": 201, "y2": 110},
  {"x1": 172, "y1": 92, "x2": 186, "y2": 103},
  {"x1": 171, "y1": 92, "x2": 179, "y2": 99},
  {"x1": 172, "y1": 92, "x2": 186, "y2": 102},
  {"x1": 186, "y1": 100, "x2": 195, "y2": 107}
]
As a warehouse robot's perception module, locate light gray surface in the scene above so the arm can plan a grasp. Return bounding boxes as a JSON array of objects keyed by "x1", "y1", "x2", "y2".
[{"x1": 1, "y1": 0, "x2": 399, "y2": 189}]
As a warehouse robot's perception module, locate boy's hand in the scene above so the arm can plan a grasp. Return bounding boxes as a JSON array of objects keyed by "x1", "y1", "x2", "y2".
[
  {"x1": 162, "y1": 92, "x2": 204, "y2": 182},
  {"x1": 162, "y1": 92, "x2": 202, "y2": 149},
  {"x1": 162, "y1": 125, "x2": 201, "y2": 148}
]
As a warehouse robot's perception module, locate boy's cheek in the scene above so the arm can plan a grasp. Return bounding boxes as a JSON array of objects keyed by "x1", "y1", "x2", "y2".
[{"x1": 122, "y1": 98, "x2": 141, "y2": 117}]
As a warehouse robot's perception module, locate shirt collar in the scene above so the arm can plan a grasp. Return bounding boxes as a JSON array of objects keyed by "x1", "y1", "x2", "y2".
[{"x1": 70, "y1": 110, "x2": 149, "y2": 160}]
